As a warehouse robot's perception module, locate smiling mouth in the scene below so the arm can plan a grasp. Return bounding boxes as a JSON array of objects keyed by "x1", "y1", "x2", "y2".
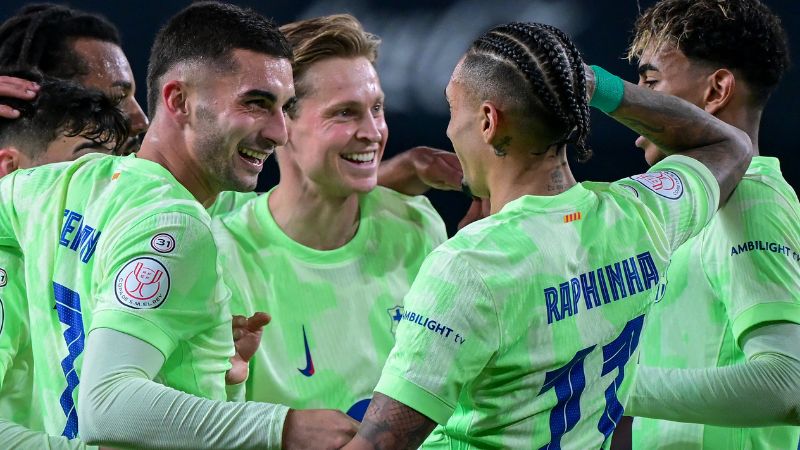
[
  {"x1": 238, "y1": 146, "x2": 271, "y2": 165},
  {"x1": 341, "y1": 151, "x2": 376, "y2": 164}
]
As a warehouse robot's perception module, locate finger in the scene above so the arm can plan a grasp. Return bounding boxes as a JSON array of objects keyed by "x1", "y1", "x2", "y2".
[
  {"x1": 0, "y1": 76, "x2": 39, "y2": 98},
  {"x1": 247, "y1": 311, "x2": 271, "y2": 330},
  {"x1": 425, "y1": 160, "x2": 462, "y2": 191},
  {"x1": 0, "y1": 105, "x2": 20, "y2": 119},
  {"x1": 231, "y1": 315, "x2": 248, "y2": 329}
]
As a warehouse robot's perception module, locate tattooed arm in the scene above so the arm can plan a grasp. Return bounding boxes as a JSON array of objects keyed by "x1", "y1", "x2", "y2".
[
  {"x1": 343, "y1": 393, "x2": 437, "y2": 450},
  {"x1": 585, "y1": 66, "x2": 751, "y2": 205}
]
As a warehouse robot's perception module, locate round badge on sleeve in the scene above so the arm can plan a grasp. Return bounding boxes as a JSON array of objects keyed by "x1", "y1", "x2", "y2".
[
  {"x1": 114, "y1": 257, "x2": 170, "y2": 309},
  {"x1": 0, "y1": 268, "x2": 6, "y2": 287},
  {"x1": 150, "y1": 233, "x2": 176, "y2": 253},
  {"x1": 630, "y1": 170, "x2": 684, "y2": 199}
]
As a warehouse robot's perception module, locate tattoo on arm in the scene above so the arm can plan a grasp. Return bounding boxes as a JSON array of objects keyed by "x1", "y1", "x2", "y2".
[
  {"x1": 356, "y1": 393, "x2": 437, "y2": 450},
  {"x1": 493, "y1": 136, "x2": 511, "y2": 157}
]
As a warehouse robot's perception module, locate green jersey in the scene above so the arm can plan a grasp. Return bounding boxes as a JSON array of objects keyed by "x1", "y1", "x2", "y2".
[
  {"x1": 0, "y1": 153, "x2": 232, "y2": 439},
  {"x1": 375, "y1": 155, "x2": 720, "y2": 449},
  {"x1": 0, "y1": 249, "x2": 40, "y2": 430},
  {"x1": 207, "y1": 190, "x2": 257, "y2": 217},
  {"x1": 634, "y1": 157, "x2": 800, "y2": 449},
  {"x1": 214, "y1": 186, "x2": 446, "y2": 420}
]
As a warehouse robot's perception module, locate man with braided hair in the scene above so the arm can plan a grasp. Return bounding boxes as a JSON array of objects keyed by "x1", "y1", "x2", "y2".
[
  {"x1": 0, "y1": 4, "x2": 148, "y2": 155},
  {"x1": 616, "y1": 1, "x2": 800, "y2": 449},
  {"x1": 342, "y1": 21, "x2": 751, "y2": 449}
]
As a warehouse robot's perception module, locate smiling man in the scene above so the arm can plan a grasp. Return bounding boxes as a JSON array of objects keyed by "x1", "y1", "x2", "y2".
[
  {"x1": 0, "y1": 3, "x2": 356, "y2": 449},
  {"x1": 213, "y1": 14, "x2": 446, "y2": 421}
]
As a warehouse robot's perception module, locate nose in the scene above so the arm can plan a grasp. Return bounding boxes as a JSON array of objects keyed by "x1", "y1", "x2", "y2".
[
  {"x1": 260, "y1": 109, "x2": 289, "y2": 148},
  {"x1": 356, "y1": 113, "x2": 384, "y2": 143},
  {"x1": 123, "y1": 98, "x2": 149, "y2": 136}
]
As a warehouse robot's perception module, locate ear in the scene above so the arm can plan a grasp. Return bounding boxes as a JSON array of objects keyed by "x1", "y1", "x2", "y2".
[
  {"x1": 161, "y1": 80, "x2": 190, "y2": 124},
  {"x1": 703, "y1": 69, "x2": 735, "y2": 115},
  {"x1": 480, "y1": 101, "x2": 500, "y2": 145},
  {"x1": 0, "y1": 147, "x2": 22, "y2": 177}
]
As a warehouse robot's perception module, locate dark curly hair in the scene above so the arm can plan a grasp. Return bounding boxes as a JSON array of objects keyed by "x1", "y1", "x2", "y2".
[
  {"x1": 0, "y1": 3, "x2": 120, "y2": 80},
  {"x1": 0, "y1": 69, "x2": 129, "y2": 161},
  {"x1": 146, "y1": 1, "x2": 293, "y2": 118},
  {"x1": 629, "y1": 0, "x2": 790, "y2": 104},
  {"x1": 460, "y1": 22, "x2": 591, "y2": 161}
]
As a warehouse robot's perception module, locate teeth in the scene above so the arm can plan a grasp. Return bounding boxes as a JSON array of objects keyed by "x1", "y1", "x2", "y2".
[
  {"x1": 341, "y1": 151, "x2": 376, "y2": 163},
  {"x1": 238, "y1": 147, "x2": 267, "y2": 162}
]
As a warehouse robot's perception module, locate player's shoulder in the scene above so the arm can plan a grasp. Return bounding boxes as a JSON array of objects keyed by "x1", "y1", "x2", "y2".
[
  {"x1": 207, "y1": 190, "x2": 259, "y2": 218},
  {"x1": 732, "y1": 156, "x2": 799, "y2": 207},
  {"x1": 365, "y1": 186, "x2": 446, "y2": 240}
]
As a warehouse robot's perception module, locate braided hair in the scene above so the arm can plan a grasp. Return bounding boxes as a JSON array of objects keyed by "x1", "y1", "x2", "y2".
[
  {"x1": 0, "y1": 4, "x2": 120, "y2": 80},
  {"x1": 462, "y1": 22, "x2": 591, "y2": 161}
]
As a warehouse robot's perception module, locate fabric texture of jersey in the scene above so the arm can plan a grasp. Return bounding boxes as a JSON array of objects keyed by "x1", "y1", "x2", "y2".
[
  {"x1": 0, "y1": 153, "x2": 232, "y2": 439},
  {"x1": 206, "y1": 190, "x2": 258, "y2": 217},
  {"x1": 214, "y1": 186, "x2": 446, "y2": 419},
  {"x1": 375, "y1": 155, "x2": 720, "y2": 449},
  {"x1": 0, "y1": 248, "x2": 39, "y2": 430},
  {"x1": 634, "y1": 156, "x2": 800, "y2": 449}
]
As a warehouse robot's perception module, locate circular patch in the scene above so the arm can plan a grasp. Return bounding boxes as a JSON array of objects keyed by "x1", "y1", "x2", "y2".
[
  {"x1": 0, "y1": 297, "x2": 4, "y2": 335},
  {"x1": 630, "y1": 170, "x2": 684, "y2": 199},
  {"x1": 150, "y1": 233, "x2": 176, "y2": 254},
  {"x1": 114, "y1": 257, "x2": 170, "y2": 309},
  {"x1": 0, "y1": 268, "x2": 6, "y2": 287}
]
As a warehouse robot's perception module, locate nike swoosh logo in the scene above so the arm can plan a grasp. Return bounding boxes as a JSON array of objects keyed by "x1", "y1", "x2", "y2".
[{"x1": 297, "y1": 325, "x2": 315, "y2": 377}]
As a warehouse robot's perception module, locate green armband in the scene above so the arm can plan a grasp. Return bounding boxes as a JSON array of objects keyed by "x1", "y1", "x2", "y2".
[{"x1": 589, "y1": 65, "x2": 624, "y2": 113}]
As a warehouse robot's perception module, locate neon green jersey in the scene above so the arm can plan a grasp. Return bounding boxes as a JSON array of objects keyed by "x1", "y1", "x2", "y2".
[
  {"x1": 214, "y1": 186, "x2": 446, "y2": 420},
  {"x1": 0, "y1": 249, "x2": 40, "y2": 431},
  {"x1": 0, "y1": 153, "x2": 232, "y2": 439},
  {"x1": 207, "y1": 190, "x2": 257, "y2": 217},
  {"x1": 375, "y1": 155, "x2": 719, "y2": 449},
  {"x1": 634, "y1": 157, "x2": 800, "y2": 450}
]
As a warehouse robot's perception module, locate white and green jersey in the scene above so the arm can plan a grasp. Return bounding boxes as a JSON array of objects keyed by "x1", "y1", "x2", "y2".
[
  {"x1": 375, "y1": 155, "x2": 720, "y2": 449},
  {"x1": 634, "y1": 156, "x2": 800, "y2": 450},
  {"x1": 0, "y1": 153, "x2": 232, "y2": 439},
  {"x1": 214, "y1": 186, "x2": 446, "y2": 420},
  {"x1": 0, "y1": 248, "x2": 40, "y2": 431}
]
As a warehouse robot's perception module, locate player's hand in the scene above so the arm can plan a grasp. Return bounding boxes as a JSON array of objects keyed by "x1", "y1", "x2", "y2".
[
  {"x1": 282, "y1": 409, "x2": 358, "y2": 450},
  {"x1": 226, "y1": 312, "x2": 270, "y2": 385},
  {"x1": 379, "y1": 146, "x2": 462, "y2": 196},
  {"x1": 457, "y1": 197, "x2": 491, "y2": 230},
  {"x1": 0, "y1": 76, "x2": 39, "y2": 118}
]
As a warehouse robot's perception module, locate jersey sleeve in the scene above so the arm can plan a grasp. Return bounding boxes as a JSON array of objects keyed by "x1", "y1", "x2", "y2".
[
  {"x1": 374, "y1": 248, "x2": 500, "y2": 424},
  {"x1": 613, "y1": 155, "x2": 720, "y2": 252},
  {"x1": 89, "y1": 211, "x2": 228, "y2": 360},
  {"x1": 705, "y1": 180, "x2": 800, "y2": 342},
  {"x1": 0, "y1": 249, "x2": 26, "y2": 384}
]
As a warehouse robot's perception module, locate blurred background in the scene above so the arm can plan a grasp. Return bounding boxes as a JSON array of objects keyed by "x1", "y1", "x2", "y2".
[{"x1": 2, "y1": 0, "x2": 797, "y2": 234}]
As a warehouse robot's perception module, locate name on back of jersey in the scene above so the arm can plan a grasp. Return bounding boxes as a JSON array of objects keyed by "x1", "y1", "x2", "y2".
[
  {"x1": 59, "y1": 209, "x2": 102, "y2": 264},
  {"x1": 544, "y1": 251, "x2": 660, "y2": 325}
]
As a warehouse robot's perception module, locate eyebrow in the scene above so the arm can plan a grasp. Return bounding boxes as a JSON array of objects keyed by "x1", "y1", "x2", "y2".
[
  {"x1": 241, "y1": 89, "x2": 277, "y2": 103},
  {"x1": 111, "y1": 80, "x2": 133, "y2": 92},
  {"x1": 638, "y1": 63, "x2": 659, "y2": 75}
]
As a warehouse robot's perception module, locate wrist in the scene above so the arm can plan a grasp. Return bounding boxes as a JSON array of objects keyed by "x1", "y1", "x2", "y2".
[{"x1": 588, "y1": 65, "x2": 624, "y2": 113}]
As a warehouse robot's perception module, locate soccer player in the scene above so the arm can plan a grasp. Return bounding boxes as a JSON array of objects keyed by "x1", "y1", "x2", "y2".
[
  {"x1": 0, "y1": 4, "x2": 148, "y2": 155},
  {"x1": 620, "y1": 1, "x2": 800, "y2": 448},
  {"x1": 341, "y1": 21, "x2": 752, "y2": 449},
  {"x1": 0, "y1": 70, "x2": 128, "y2": 449},
  {"x1": 0, "y1": 3, "x2": 355, "y2": 449},
  {"x1": 213, "y1": 14, "x2": 447, "y2": 420}
]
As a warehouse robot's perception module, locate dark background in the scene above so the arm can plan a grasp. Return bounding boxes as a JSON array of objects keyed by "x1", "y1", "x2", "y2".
[{"x1": 2, "y1": 0, "x2": 797, "y2": 234}]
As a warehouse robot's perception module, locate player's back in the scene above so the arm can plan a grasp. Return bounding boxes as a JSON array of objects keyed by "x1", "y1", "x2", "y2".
[
  {"x1": 0, "y1": 153, "x2": 232, "y2": 438},
  {"x1": 377, "y1": 156, "x2": 720, "y2": 449}
]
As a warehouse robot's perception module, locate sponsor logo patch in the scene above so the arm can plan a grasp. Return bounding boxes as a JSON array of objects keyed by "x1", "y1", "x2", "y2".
[
  {"x1": 630, "y1": 171, "x2": 684, "y2": 199},
  {"x1": 0, "y1": 268, "x2": 6, "y2": 287},
  {"x1": 150, "y1": 233, "x2": 176, "y2": 254},
  {"x1": 114, "y1": 257, "x2": 170, "y2": 309}
]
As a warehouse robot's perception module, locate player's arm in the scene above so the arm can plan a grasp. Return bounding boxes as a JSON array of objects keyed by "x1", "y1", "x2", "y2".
[
  {"x1": 586, "y1": 65, "x2": 751, "y2": 205},
  {"x1": 79, "y1": 328, "x2": 357, "y2": 449},
  {"x1": 378, "y1": 146, "x2": 462, "y2": 195},
  {"x1": 343, "y1": 393, "x2": 437, "y2": 450},
  {"x1": 0, "y1": 421, "x2": 92, "y2": 450},
  {"x1": 626, "y1": 322, "x2": 800, "y2": 426}
]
